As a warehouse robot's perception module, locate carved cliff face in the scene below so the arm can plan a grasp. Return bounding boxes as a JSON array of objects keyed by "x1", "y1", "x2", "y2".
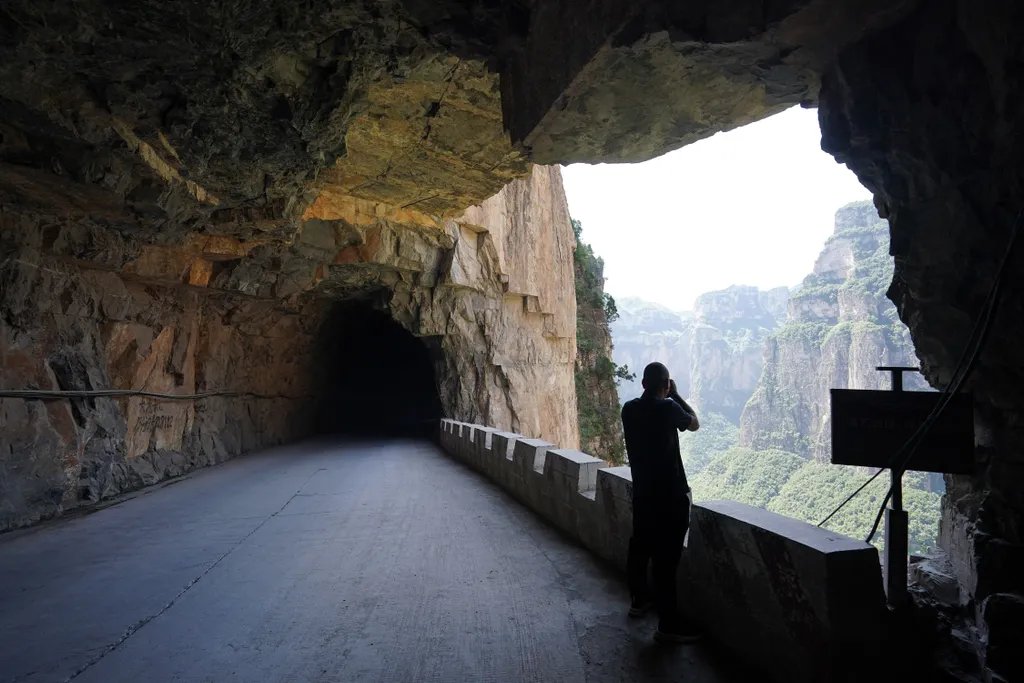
[{"x1": 0, "y1": 165, "x2": 579, "y2": 531}]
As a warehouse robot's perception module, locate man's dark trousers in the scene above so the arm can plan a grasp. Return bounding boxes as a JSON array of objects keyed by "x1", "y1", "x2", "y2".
[{"x1": 627, "y1": 497, "x2": 690, "y2": 626}]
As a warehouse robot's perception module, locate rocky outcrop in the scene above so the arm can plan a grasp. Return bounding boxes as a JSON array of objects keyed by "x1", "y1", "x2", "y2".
[
  {"x1": 612, "y1": 287, "x2": 786, "y2": 423},
  {"x1": 503, "y1": 0, "x2": 917, "y2": 164},
  {"x1": 0, "y1": 165, "x2": 578, "y2": 532},
  {"x1": 573, "y1": 222, "x2": 626, "y2": 464},
  {"x1": 739, "y1": 202, "x2": 927, "y2": 459},
  {"x1": 442, "y1": 166, "x2": 579, "y2": 447},
  {"x1": 691, "y1": 286, "x2": 788, "y2": 423}
]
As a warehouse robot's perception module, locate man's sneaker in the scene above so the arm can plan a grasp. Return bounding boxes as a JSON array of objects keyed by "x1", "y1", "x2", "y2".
[
  {"x1": 628, "y1": 597, "x2": 654, "y2": 618},
  {"x1": 654, "y1": 623, "x2": 701, "y2": 644}
]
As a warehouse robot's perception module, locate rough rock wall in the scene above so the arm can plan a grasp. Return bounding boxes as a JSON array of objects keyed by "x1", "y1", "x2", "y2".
[
  {"x1": 819, "y1": 4, "x2": 1024, "y2": 677},
  {"x1": 0, "y1": 0, "x2": 531, "y2": 226},
  {"x1": 448, "y1": 166, "x2": 579, "y2": 449},
  {"x1": 1, "y1": 220, "x2": 326, "y2": 530},
  {"x1": 503, "y1": 0, "x2": 917, "y2": 164},
  {"x1": 740, "y1": 202, "x2": 925, "y2": 460},
  {"x1": 572, "y1": 222, "x2": 625, "y2": 464},
  {"x1": 1, "y1": 165, "x2": 578, "y2": 531}
]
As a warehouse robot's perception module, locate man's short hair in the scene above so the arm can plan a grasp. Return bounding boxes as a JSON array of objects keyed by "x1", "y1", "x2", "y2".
[{"x1": 642, "y1": 362, "x2": 670, "y2": 391}]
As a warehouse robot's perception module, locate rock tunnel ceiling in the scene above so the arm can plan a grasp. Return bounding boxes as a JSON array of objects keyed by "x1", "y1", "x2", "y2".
[{"x1": 2, "y1": 0, "x2": 1024, "y2": 679}]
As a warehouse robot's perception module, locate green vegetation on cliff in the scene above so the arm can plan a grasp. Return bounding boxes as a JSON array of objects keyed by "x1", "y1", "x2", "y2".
[
  {"x1": 678, "y1": 201, "x2": 940, "y2": 554},
  {"x1": 740, "y1": 200, "x2": 929, "y2": 458},
  {"x1": 679, "y1": 412, "x2": 739, "y2": 475},
  {"x1": 686, "y1": 421, "x2": 941, "y2": 554},
  {"x1": 767, "y1": 463, "x2": 940, "y2": 554},
  {"x1": 691, "y1": 447, "x2": 805, "y2": 508},
  {"x1": 573, "y1": 219, "x2": 630, "y2": 464}
]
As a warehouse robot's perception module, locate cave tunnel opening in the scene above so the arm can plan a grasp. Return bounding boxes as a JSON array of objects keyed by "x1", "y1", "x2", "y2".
[{"x1": 312, "y1": 300, "x2": 444, "y2": 440}]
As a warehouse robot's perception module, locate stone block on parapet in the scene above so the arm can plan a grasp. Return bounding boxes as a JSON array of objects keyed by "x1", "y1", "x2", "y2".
[
  {"x1": 443, "y1": 420, "x2": 459, "y2": 452},
  {"x1": 471, "y1": 426, "x2": 495, "y2": 473},
  {"x1": 686, "y1": 500, "x2": 885, "y2": 683},
  {"x1": 444, "y1": 420, "x2": 462, "y2": 454},
  {"x1": 487, "y1": 431, "x2": 519, "y2": 485},
  {"x1": 546, "y1": 449, "x2": 604, "y2": 494},
  {"x1": 538, "y1": 449, "x2": 606, "y2": 532},
  {"x1": 457, "y1": 422, "x2": 475, "y2": 465},
  {"x1": 439, "y1": 419, "x2": 451, "y2": 449},
  {"x1": 594, "y1": 467, "x2": 633, "y2": 569},
  {"x1": 459, "y1": 424, "x2": 477, "y2": 461},
  {"x1": 509, "y1": 438, "x2": 553, "y2": 501},
  {"x1": 574, "y1": 490, "x2": 604, "y2": 554}
]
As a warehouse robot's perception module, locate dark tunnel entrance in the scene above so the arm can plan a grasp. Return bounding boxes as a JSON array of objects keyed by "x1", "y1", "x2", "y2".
[{"x1": 313, "y1": 301, "x2": 444, "y2": 439}]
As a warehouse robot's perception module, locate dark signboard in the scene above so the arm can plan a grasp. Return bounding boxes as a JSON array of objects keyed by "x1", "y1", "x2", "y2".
[{"x1": 830, "y1": 390, "x2": 974, "y2": 474}]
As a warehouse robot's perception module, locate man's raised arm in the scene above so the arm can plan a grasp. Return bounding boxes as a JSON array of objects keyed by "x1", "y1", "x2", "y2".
[{"x1": 668, "y1": 380, "x2": 700, "y2": 432}]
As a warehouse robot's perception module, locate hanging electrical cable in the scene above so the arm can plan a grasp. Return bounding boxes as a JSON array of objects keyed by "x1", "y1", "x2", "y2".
[
  {"x1": 862, "y1": 216, "x2": 1018, "y2": 542},
  {"x1": 0, "y1": 388, "x2": 293, "y2": 401}
]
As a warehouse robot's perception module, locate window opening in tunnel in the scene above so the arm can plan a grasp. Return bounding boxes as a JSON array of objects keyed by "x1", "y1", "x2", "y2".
[
  {"x1": 561, "y1": 105, "x2": 943, "y2": 557},
  {"x1": 312, "y1": 301, "x2": 443, "y2": 439}
]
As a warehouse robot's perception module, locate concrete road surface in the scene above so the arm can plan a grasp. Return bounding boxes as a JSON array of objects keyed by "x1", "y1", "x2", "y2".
[{"x1": 0, "y1": 439, "x2": 746, "y2": 683}]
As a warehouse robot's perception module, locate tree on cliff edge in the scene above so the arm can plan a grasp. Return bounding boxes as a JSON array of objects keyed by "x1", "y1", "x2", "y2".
[{"x1": 573, "y1": 219, "x2": 632, "y2": 464}]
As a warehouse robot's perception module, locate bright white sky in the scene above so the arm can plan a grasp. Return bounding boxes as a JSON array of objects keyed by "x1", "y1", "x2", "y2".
[{"x1": 561, "y1": 106, "x2": 872, "y2": 311}]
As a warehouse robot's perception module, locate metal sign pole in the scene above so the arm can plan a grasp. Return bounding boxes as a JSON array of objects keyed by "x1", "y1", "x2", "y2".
[{"x1": 878, "y1": 366, "x2": 911, "y2": 608}]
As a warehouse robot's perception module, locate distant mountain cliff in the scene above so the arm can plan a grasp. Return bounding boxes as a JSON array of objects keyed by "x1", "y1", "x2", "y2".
[
  {"x1": 608, "y1": 200, "x2": 940, "y2": 553},
  {"x1": 690, "y1": 286, "x2": 789, "y2": 423},
  {"x1": 739, "y1": 201, "x2": 929, "y2": 460},
  {"x1": 612, "y1": 286, "x2": 786, "y2": 423},
  {"x1": 611, "y1": 297, "x2": 693, "y2": 402}
]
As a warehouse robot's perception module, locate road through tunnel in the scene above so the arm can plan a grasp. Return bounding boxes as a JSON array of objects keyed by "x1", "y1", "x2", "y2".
[
  {"x1": 312, "y1": 301, "x2": 443, "y2": 439},
  {"x1": 3, "y1": 0, "x2": 1024, "y2": 678}
]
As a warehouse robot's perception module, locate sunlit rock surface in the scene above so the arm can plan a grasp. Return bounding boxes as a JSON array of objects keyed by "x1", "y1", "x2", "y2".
[
  {"x1": 0, "y1": 165, "x2": 577, "y2": 531},
  {"x1": 739, "y1": 202, "x2": 926, "y2": 460}
]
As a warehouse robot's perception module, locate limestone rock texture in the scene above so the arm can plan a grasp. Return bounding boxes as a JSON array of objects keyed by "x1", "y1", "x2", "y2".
[
  {"x1": 0, "y1": 164, "x2": 578, "y2": 531},
  {"x1": 503, "y1": 0, "x2": 918, "y2": 164},
  {"x1": 437, "y1": 166, "x2": 579, "y2": 448},
  {"x1": 690, "y1": 287, "x2": 788, "y2": 423},
  {"x1": 739, "y1": 202, "x2": 926, "y2": 460}
]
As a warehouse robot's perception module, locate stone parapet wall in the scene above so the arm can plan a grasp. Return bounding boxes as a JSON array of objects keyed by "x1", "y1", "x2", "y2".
[{"x1": 440, "y1": 419, "x2": 887, "y2": 683}]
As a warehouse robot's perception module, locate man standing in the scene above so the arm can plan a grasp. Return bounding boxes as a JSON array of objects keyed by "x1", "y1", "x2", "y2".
[{"x1": 620, "y1": 361, "x2": 700, "y2": 643}]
